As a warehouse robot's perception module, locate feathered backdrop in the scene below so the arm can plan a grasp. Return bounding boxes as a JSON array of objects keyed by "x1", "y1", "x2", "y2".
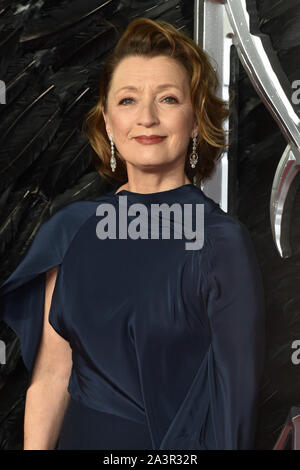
[
  {"x1": 239, "y1": 0, "x2": 300, "y2": 450},
  {"x1": 0, "y1": 0, "x2": 299, "y2": 450}
]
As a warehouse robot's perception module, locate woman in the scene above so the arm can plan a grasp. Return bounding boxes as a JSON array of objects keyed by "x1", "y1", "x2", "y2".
[{"x1": 0, "y1": 17, "x2": 265, "y2": 450}]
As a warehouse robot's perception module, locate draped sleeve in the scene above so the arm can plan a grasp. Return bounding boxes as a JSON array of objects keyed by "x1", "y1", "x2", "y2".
[
  {"x1": 158, "y1": 212, "x2": 266, "y2": 451},
  {"x1": 200, "y1": 214, "x2": 266, "y2": 449},
  {"x1": 0, "y1": 199, "x2": 100, "y2": 388}
]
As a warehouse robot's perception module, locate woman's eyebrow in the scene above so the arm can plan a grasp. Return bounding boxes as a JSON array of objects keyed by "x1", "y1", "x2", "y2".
[{"x1": 115, "y1": 83, "x2": 183, "y2": 94}]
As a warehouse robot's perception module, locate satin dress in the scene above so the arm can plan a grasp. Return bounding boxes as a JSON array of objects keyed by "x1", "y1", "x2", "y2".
[{"x1": 0, "y1": 182, "x2": 266, "y2": 450}]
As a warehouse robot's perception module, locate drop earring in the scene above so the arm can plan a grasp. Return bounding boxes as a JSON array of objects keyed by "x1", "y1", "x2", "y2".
[
  {"x1": 110, "y1": 136, "x2": 116, "y2": 172},
  {"x1": 189, "y1": 132, "x2": 198, "y2": 169}
]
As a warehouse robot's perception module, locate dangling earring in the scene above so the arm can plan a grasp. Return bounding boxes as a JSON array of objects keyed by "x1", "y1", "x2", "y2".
[
  {"x1": 110, "y1": 136, "x2": 116, "y2": 172},
  {"x1": 189, "y1": 132, "x2": 198, "y2": 169}
]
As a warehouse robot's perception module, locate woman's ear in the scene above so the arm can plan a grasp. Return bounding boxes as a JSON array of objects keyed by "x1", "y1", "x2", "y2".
[
  {"x1": 191, "y1": 116, "x2": 198, "y2": 138},
  {"x1": 102, "y1": 110, "x2": 111, "y2": 138},
  {"x1": 192, "y1": 125, "x2": 198, "y2": 139}
]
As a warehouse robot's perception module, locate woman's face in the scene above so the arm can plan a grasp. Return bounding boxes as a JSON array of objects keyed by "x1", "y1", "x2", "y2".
[{"x1": 102, "y1": 55, "x2": 198, "y2": 174}]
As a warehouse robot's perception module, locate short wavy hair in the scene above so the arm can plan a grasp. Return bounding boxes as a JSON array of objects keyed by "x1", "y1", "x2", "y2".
[{"x1": 82, "y1": 17, "x2": 231, "y2": 186}]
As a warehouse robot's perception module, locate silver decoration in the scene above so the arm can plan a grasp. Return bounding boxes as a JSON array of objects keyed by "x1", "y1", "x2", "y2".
[
  {"x1": 195, "y1": 0, "x2": 232, "y2": 213},
  {"x1": 110, "y1": 136, "x2": 116, "y2": 173},
  {"x1": 189, "y1": 133, "x2": 199, "y2": 168},
  {"x1": 196, "y1": 0, "x2": 300, "y2": 258}
]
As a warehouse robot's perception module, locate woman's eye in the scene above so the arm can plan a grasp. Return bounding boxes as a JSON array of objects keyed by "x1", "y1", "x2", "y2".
[
  {"x1": 163, "y1": 96, "x2": 178, "y2": 103},
  {"x1": 119, "y1": 97, "x2": 134, "y2": 105},
  {"x1": 118, "y1": 96, "x2": 178, "y2": 105}
]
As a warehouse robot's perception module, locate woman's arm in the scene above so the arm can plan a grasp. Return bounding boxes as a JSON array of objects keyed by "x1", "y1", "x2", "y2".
[
  {"x1": 23, "y1": 266, "x2": 72, "y2": 450},
  {"x1": 202, "y1": 219, "x2": 266, "y2": 449}
]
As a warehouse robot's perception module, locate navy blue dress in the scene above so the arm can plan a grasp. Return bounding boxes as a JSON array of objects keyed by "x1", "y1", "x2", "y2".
[{"x1": 0, "y1": 182, "x2": 266, "y2": 450}]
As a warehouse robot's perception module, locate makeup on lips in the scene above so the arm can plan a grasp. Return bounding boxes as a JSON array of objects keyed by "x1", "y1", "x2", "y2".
[{"x1": 134, "y1": 135, "x2": 167, "y2": 144}]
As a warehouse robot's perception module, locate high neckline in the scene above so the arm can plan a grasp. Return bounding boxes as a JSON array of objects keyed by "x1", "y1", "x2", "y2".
[{"x1": 113, "y1": 182, "x2": 196, "y2": 204}]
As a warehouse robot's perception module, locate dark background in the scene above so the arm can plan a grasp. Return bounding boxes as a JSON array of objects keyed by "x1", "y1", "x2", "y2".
[{"x1": 0, "y1": 0, "x2": 299, "y2": 450}]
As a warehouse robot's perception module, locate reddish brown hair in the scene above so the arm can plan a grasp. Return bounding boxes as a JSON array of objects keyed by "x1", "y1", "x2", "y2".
[{"x1": 82, "y1": 17, "x2": 231, "y2": 186}]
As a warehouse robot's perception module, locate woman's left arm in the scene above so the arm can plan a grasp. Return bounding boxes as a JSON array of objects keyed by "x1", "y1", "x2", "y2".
[{"x1": 202, "y1": 218, "x2": 266, "y2": 449}]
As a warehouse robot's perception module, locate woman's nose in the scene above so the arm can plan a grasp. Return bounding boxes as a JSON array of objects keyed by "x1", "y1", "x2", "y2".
[{"x1": 137, "y1": 100, "x2": 159, "y2": 127}]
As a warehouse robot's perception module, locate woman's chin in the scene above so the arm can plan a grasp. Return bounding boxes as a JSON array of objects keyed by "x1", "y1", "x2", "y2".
[{"x1": 126, "y1": 158, "x2": 172, "y2": 169}]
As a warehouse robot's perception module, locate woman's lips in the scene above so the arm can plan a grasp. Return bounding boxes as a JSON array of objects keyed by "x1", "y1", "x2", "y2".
[{"x1": 134, "y1": 136, "x2": 166, "y2": 144}]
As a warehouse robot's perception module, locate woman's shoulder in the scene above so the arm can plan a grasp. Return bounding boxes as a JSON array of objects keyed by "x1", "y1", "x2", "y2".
[
  {"x1": 191, "y1": 185, "x2": 250, "y2": 239},
  {"x1": 26, "y1": 190, "x2": 116, "y2": 245},
  {"x1": 187, "y1": 186, "x2": 255, "y2": 261},
  {"x1": 36, "y1": 198, "x2": 103, "y2": 243},
  {"x1": 203, "y1": 207, "x2": 258, "y2": 275},
  {"x1": 0, "y1": 194, "x2": 113, "y2": 294}
]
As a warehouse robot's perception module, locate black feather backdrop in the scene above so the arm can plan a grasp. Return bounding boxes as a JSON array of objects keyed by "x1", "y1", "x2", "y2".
[
  {"x1": 0, "y1": 0, "x2": 299, "y2": 450},
  {"x1": 238, "y1": 0, "x2": 300, "y2": 450},
  {"x1": 0, "y1": 0, "x2": 195, "y2": 450}
]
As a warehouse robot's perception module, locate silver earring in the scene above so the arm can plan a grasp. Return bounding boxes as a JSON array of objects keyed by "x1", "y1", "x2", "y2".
[
  {"x1": 110, "y1": 136, "x2": 116, "y2": 172},
  {"x1": 189, "y1": 132, "x2": 198, "y2": 169}
]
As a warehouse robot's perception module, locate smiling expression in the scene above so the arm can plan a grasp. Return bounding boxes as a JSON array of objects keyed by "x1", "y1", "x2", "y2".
[{"x1": 102, "y1": 55, "x2": 198, "y2": 173}]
